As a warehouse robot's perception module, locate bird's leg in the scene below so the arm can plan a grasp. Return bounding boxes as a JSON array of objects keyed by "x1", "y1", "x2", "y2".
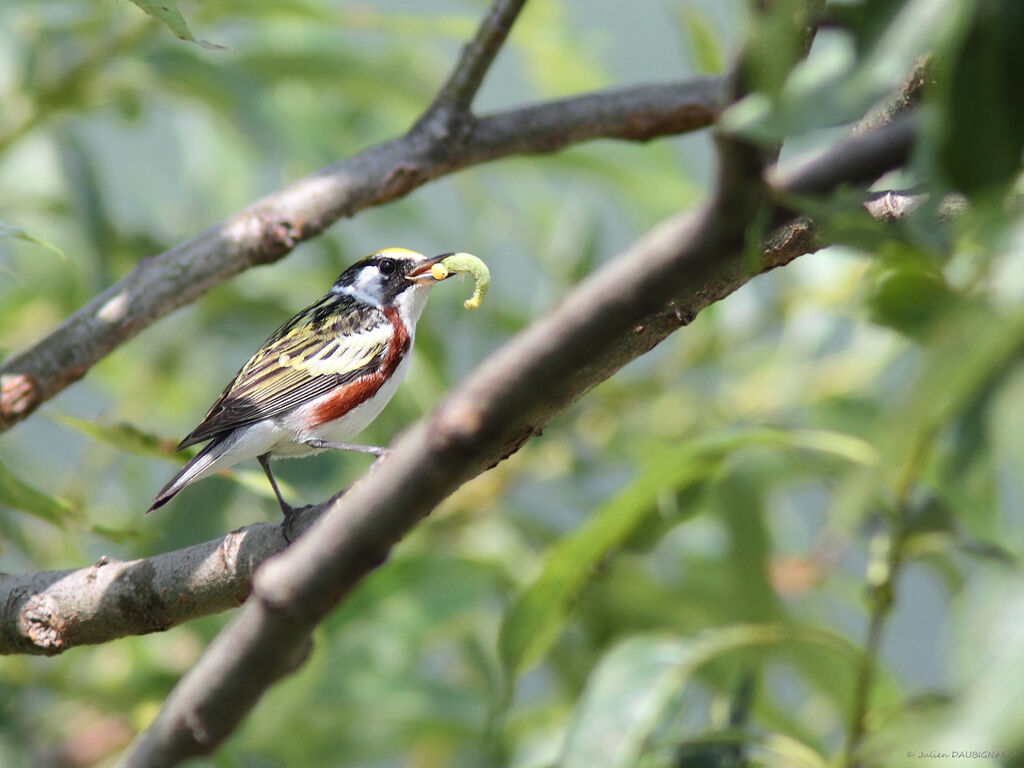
[
  {"x1": 258, "y1": 454, "x2": 295, "y2": 518},
  {"x1": 303, "y1": 439, "x2": 389, "y2": 458}
]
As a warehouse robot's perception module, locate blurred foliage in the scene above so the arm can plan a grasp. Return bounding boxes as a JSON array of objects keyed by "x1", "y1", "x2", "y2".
[
  {"x1": 0, "y1": 1, "x2": 1023, "y2": 767},
  {"x1": 124, "y1": 0, "x2": 226, "y2": 51}
]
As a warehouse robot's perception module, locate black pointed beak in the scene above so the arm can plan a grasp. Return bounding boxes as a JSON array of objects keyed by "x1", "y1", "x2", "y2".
[{"x1": 408, "y1": 253, "x2": 453, "y2": 283}]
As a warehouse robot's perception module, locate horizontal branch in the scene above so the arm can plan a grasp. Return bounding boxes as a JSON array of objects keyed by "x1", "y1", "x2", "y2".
[
  {"x1": 0, "y1": 505, "x2": 321, "y2": 655},
  {"x1": 0, "y1": 77, "x2": 721, "y2": 434},
  {"x1": 120, "y1": 116, "x2": 915, "y2": 766}
]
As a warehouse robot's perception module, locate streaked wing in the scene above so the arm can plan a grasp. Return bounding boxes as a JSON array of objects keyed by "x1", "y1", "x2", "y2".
[{"x1": 178, "y1": 293, "x2": 390, "y2": 448}]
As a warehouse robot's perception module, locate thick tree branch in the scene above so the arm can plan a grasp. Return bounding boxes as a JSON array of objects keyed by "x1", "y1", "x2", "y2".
[
  {"x1": 0, "y1": 76, "x2": 721, "y2": 434},
  {"x1": 118, "y1": 113, "x2": 915, "y2": 768},
  {"x1": 0, "y1": 505, "x2": 322, "y2": 655}
]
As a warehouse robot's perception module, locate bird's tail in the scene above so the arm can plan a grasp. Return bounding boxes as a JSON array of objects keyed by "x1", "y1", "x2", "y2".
[{"x1": 146, "y1": 440, "x2": 223, "y2": 514}]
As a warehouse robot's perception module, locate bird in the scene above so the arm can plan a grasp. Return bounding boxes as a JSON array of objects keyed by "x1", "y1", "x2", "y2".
[{"x1": 147, "y1": 247, "x2": 459, "y2": 515}]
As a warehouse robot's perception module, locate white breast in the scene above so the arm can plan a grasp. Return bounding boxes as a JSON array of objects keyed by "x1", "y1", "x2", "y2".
[{"x1": 295, "y1": 347, "x2": 413, "y2": 450}]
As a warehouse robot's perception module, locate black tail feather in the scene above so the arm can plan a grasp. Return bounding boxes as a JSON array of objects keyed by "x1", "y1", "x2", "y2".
[{"x1": 145, "y1": 441, "x2": 218, "y2": 514}]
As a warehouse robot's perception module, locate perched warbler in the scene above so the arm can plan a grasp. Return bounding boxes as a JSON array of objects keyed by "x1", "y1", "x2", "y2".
[{"x1": 148, "y1": 247, "x2": 470, "y2": 515}]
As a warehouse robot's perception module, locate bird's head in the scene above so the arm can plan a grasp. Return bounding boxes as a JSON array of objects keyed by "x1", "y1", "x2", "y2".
[{"x1": 332, "y1": 248, "x2": 454, "y2": 324}]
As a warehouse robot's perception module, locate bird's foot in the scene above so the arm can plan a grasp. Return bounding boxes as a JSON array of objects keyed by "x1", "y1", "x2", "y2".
[
  {"x1": 281, "y1": 502, "x2": 315, "y2": 544},
  {"x1": 303, "y1": 439, "x2": 389, "y2": 457}
]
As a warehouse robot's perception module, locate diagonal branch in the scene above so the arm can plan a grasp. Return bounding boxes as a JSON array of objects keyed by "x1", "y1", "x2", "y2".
[
  {"x1": 0, "y1": 76, "x2": 721, "y2": 434},
  {"x1": 771, "y1": 113, "x2": 919, "y2": 197},
  {"x1": 0, "y1": 181, "x2": 939, "y2": 659},
  {"x1": 422, "y1": 0, "x2": 528, "y2": 121},
  {"x1": 117, "y1": 114, "x2": 917, "y2": 768}
]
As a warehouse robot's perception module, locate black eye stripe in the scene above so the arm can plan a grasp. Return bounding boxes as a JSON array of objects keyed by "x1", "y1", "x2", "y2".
[{"x1": 378, "y1": 258, "x2": 397, "y2": 276}]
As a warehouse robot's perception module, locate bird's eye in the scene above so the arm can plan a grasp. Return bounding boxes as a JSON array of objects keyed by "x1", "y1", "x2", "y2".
[{"x1": 378, "y1": 258, "x2": 397, "y2": 277}]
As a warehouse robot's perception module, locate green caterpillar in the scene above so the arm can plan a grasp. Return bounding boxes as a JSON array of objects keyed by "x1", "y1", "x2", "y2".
[{"x1": 432, "y1": 252, "x2": 490, "y2": 310}]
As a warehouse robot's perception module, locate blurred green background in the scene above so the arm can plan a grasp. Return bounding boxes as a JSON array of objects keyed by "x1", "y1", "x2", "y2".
[{"x1": 2, "y1": 1, "x2": 1023, "y2": 766}]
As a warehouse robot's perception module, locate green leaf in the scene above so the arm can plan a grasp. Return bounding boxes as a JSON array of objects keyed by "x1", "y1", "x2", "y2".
[
  {"x1": 890, "y1": 306, "x2": 1024, "y2": 499},
  {"x1": 0, "y1": 221, "x2": 66, "y2": 259},
  {"x1": 128, "y1": 0, "x2": 228, "y2": 50},
  {"x1": 0, "y1": 459, "x2": 74, "y2": 527},
  {"x1": 828, "y1": 0, "x2": 907, "y2": 56},
  {"x1": 497, "y1": 447, "x2": 717, "y2": 692},
  {"x1": 52, "y1": 414, "x2": 183, "y2": 462},
  {"x1": 938, "y1": 0, "x2": 1024, "y2": 199},
  {"x1": 865, "y1": 248, "x2": 958, "y2": 338},
  {"x1": 88, "y1": 523, "x2": 148, "y2": 545},
  {"x1": 560, "y1": 626, "x2": 854, "y2": 768},
  {"x1": 230, "y1": 467, "x2": 302, "y2": 505},
  {"x1": 674, "y1": 731, "x2": 832, "y2": 768},
  {"x1": 497, "y1": 428, "x2": 878, "y2": 693},
  {"x1": 677, "y1": 8, "x2": 724, "y2": 75},
  {"x1": 723, "y1": 0, "x2": 970, "y2": 140},
  {"x1": 52, "y1": 414, "x2": 299, "y2": 503}
]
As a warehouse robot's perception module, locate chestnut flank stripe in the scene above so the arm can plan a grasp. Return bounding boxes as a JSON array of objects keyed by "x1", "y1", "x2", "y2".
[{"x1": 310, "y1": 306, "x2": 410, "y2": 427}]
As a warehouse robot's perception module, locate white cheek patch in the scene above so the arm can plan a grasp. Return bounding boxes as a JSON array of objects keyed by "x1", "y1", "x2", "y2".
[{"x1": 337, "y1": 267, "x2": 387, "y2": 307}]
